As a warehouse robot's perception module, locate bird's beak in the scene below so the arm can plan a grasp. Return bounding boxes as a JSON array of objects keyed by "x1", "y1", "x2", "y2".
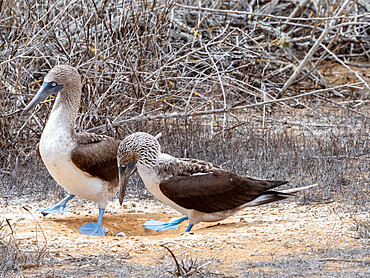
[
  {"x1": 22, "y1": 81, "x2": 64, "y2": 116},
  {"x1": 118, "y1": 160, "x2": 135, "y2": 205}
]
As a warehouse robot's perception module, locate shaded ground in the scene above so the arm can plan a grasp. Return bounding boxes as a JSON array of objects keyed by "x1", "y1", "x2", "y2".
[{"x1": 1, "y1": 196, "x2": 369, "y2": 277}]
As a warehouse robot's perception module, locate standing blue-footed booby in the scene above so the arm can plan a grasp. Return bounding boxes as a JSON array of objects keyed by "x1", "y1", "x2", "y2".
[
  {"x1": 22, "y1": 65, "x2": 120, "y2": 236},
  {"x1": 117, "y1": 132, "x2": 316, "y2": 233}
]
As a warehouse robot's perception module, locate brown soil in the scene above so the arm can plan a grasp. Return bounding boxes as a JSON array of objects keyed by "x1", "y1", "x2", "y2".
[{"x1": 2, "y1": 197, "x2": 369, "y2": 277}]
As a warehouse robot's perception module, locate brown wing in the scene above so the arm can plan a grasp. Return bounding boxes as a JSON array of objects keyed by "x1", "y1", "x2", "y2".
[
  {"x1": 159, "y1": 162, "x2": 287, "y2": 213},
  {"x1": 71, "y1": 132, "x2": 119, "y2": 182}
]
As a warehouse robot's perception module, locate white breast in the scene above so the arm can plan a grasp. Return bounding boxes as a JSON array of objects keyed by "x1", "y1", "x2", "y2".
[{"x1": 39, "y1": 109, "x2": 109, "y2": 208}]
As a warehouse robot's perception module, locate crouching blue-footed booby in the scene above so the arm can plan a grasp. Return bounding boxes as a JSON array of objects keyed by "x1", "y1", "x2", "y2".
[
  {"x1": 22, "y1": 65, "x2": 121, "y2": 236},
  {"x1": 117, "y1": 132, "x2": 317, "y2": 233}
]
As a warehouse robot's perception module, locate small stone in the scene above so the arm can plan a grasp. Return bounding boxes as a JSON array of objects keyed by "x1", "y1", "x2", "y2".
[{"x1": 116, "y1": 232, "x2": 127, "y2": 237}]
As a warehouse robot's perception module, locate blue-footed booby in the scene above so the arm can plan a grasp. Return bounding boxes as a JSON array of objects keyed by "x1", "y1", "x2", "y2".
[
  {"x1": 117, "y1": 132, "x2": 316, "y2": 233},
  {"x1": 22, "y1": 65, "x2": 121, "y2": 236}
]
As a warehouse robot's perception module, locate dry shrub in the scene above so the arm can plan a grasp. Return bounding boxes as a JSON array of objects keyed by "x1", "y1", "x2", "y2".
[
  {"x1": 0, "y1": 215, "x2": 50, "y2": 274},
  {"x1": 351, "y1": 214, "x2": 370, "y2": 243},
  {"x1": 0, "y1": 0, "x2": 368, "y2": 205}
]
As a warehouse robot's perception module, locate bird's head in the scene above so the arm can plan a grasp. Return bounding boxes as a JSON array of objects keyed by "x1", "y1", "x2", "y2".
[
  {"x1": 22, "y1": 65, "x2": 81, "y2": 115},
  {"x1": 117, "y1": 132, "x2": 161, "y2": 205}
]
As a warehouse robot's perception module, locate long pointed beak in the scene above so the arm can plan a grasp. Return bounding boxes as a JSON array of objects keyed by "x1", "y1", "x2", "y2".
[
  {"x1": 22, "y1": 81, "x2": 64, "y2": 116},
  {"x1": 118, "y1": 160, "x2": 135, "y2": 205}
]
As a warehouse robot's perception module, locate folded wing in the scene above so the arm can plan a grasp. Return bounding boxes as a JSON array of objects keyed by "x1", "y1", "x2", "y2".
[
  {"x1": 159, "y1": 158, "x2": 287, "y2": 213},
  {"x1": 71, "y1": 132, "x2": 119, "y2": 182}
]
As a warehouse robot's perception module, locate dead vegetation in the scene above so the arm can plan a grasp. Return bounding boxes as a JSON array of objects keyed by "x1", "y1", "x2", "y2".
[
  {"x1": 0, "y1": 209, "x2": 50, "y2": 275},
  {"x1": 160, "y1": 242, "x2": 214, "y2": 276},
  {"x1": 1, "y1": 0, "x2": 369, "y2": 163},
  {"x1": 0, "y1": 0, "x2": 369, "y2": 276},
  {"x1": 351, "y1": 214, "x2": 370, "y2": 244}
]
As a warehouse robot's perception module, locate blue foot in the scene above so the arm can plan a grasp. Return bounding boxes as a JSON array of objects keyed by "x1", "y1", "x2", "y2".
[
  {"x1": 77, "y1": 222, "x2": 105, "y2": 236},
  {"x1": 38, "y1": 205, "x2": 68, "y2": 216},
  {"x1": 38, "y1": 194, "x2": 75, "y2": 216},
  {"x1": 143, "y1": 220, "x2": 180, "y2": 231},
  {"x1": 143, "y1": 216, "x2": 188, "y2": 232},
  {"x1": 77, "y1": 208, "x2": 106, "y2": 236}
]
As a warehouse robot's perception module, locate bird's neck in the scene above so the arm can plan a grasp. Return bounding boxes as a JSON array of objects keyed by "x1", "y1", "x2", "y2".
[{"x1": 44, "y1": 86, "x2": 81, "y2": 136}]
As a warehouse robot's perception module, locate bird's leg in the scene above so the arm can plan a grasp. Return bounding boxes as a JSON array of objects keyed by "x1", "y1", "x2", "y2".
[
  {"x1": 185, "y1": 224, "x2": 194, "y2": 232},
  {"x1": 77, "y1": 208, "x2": 106, "y2": 236},
  {"x1": 38, "y1": 194, "x2": 75, "y2": 216},
  {"x1": 143, "y1": 216, "x2": 188, "y2": 232},
  {"x1": 95, "y1": 208, "x2": 105, "y2": 235}
]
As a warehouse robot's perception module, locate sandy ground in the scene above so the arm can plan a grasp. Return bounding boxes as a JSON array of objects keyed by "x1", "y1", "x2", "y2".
[{"x1": 1, "y1": 195, "x2": 369, "y2": 277}]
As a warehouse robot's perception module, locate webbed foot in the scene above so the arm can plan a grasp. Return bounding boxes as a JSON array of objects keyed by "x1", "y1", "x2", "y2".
[
  {"x1": 38, "y1": 204, "x2": 68, "y2": 216},
  {"x1": 77, "y1": 208, "x2": 107, "y2": 236},
  {"x1": 143, "y1": 220, "x2": 180, "y2": 231},
  {"x1": 77, "y1": 222, "x2": 105, "y2": 236},
  {"x1": 37, "y1": 194, "x2": 75, "y2": 216},
  {"x1": 143, "y1": 216, "x2": 188, "y2": 232}
]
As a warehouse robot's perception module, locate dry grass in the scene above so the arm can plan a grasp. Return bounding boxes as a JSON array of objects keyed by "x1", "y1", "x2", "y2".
[
  {"x1": 0, "y1": 0, "x2": 369, "y2": 276},
  {"x1": 0, "y1": 211, "x2": 51, "y2": 276},
  {"x1": 160, "y1": 242, "x2": 214, "y2": 276},
  {"x1": 351, "y1": 214, "x2": 370, "y2": 243}
]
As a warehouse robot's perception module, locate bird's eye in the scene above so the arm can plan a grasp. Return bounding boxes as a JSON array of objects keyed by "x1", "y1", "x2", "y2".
[{"x1": 52, "y1": 82, "x2": 57, "y2": 86}]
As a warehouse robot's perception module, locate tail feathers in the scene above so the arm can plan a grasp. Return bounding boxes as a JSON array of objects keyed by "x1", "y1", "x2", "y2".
[
  {"x1": 267, "y1": 180, "x2": 289, "y2": 190},
  {"x1": 243, "y1": 191, "x2": 294, "y2": 207},
  {"x1": 279, "y1": 183, "x2": 318, "y2": 194},
  {"x1": 242, "y1": 183, "x2": 318, "y2": 208}
]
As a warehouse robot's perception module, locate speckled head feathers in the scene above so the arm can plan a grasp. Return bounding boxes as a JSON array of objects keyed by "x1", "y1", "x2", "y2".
[{"x1": 118, "y1": 132, "x2": 161, "y2": 167}]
